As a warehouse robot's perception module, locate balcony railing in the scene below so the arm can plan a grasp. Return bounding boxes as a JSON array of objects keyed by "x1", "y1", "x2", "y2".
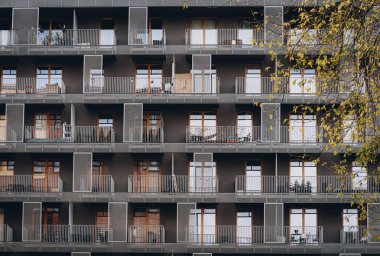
[
  {"x1": 83, "y1": 76, "x2": 220, "y2": 94},
  {"x1": 41, "y1": 225, "x2": 108, "y2": 242},
  {"x1": 340, "y1": 226, "x2": 369, "y2": 244},
  {"x1": 128, "y1": 29, "x2": 166, "y2": 45},
  {"x1": 127, "y1": 225, "x2": 165, "y2": 243},
  {"x1": 0, "y1": 224, "x2": 13, "y2": 242},
  {"x1": 24, "y1": 125, "x2": 115, "y2": 143},
  {"x1": 9, "y1": 29, "x2": 116, "y2": 46},
  {"x1": 235, "y1": 77, "x2": 348, "y2": 95},
  {"x1": 0, "y1": 78, "x2": 66, "y2": 94},
  {"x1": 0, "y1": 175, "x2": 63, "y2": 192},
  {"x1": 186, "y1": 225, "x2": 323, "y2": 244},
  {"x1": 128, "y1": 175, "x2": 219, "y2": 193},
  {"x1": 186, "y1": 126, "x2": 323, "y2": 144},
  {"x1": 0, "y1": 126, "x2": 17, "y2": 142},
  {"x1": 185, "y1": 29, "x2": 264, "y2": 46},
  {"x1": 235, "y1": 175, "x2": 380, "y2": 194},
  {"x1": 79, "y1": 175, "x2": 115, "y2": 192}
]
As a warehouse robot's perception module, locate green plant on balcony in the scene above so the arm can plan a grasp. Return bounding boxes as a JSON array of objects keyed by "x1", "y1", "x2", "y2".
[{"x1": 290, "y1": 180, "x2": 312, "y2": 193}]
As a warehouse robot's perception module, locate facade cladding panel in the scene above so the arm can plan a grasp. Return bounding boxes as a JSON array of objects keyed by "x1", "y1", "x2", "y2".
[{"x1": 0, "y1": 3, "x2": 375, "y2": 256}]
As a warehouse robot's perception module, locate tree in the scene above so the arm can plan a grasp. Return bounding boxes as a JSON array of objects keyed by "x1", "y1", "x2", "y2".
[{"x1": 267, "y1": 0, "x2": 379, "y2": 221}]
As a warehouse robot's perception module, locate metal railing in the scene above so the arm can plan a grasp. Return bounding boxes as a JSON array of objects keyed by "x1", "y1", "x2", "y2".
[
  {"x1": 128, "y1": 29, "x2": 166, "y2": 45},
  {"x1": 84, "y1": 77, "x2": 135, "y2": 94},
  {"x1": 79, "y1": 175, "x2": 115, "y2": 192},
  {"x1": 128, "y1": 175, "x2": 219, "y2": 193},
  {"x1": 41, "y1": 225, "x2": 108, "y2": 242},
  {"x1": 286, "y1": 29, "x2": 327, "y2": 46},
  {"x1": 185, "y1": 28, "x2": 264, "y2": 46},
  {"x1": 0, "y1": 77, "x2": 66, "y2": 94},
  {"x1": 280, "y1": 126, "x2": 324, "y2": 143},
  {"x1": 0, "y1": 126, "x2": 17, "y2": 142},
  {"x1": 0, "y1": 224, "x2": 13, "y2": 242},
  {"x1": 127, "y1": 225, "x2": 165, "y2": 243},
  {"x1": 235, "y1": 175, "x2": 380, "y2": 194},
  {"x1": 0, "y1": 175, "x2": 63, "y2": 192},
  {"x1": 10, "y1": 29, "x2": 116, "y2": 46},
  {"x1": 340, "y1": 226, "x2": 368, "y2": 244},
  {"x1": 186, "y1": 225, "x2": 323, "y2": 244},
  {"x1": 24, "y1": 125, "x2": 115, "y2": 143}
]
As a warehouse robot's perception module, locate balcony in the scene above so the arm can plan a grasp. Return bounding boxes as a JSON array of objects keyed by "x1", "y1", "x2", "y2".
[
  {"x1": 0, "y1": 175, "x2": 63, "y2": 192},
  {"x1": 8, "y1": 29, "x2": 116, "y2": 46},
  {"x1": 235, "y1": 175, "x2": 380, "y2": 194},
  {"x1": 186, "y1": 225, "x2": 323, "y2": 245},
  {"x1": 185, "y1": 29, "x2": 264, "y2": 47},
  {"x1": 186, "y1": 126, "x2": 323, "y2": 144},
  {"x1": 127, "y1": 225, "x2": 165, "y2": 243},
  {"x1": 79, "y1": 175, "x2": 115, "y2": 192},
  {"x1": 24, "y1": 125, "x2": 115, "y2": 143},
  {"x1": 235, "y1": 77, "x2": 347, "y2": 95},
  {"x1": 128, "y1": 29, "x2": 166, "y2": 46},
  {"x1": 0, "y1": 78, "x2": 66, "y2": 94},
  {"x1": 41, "y1": 225, "x2": 108, "y2": 243},
  {"x1": 0, "y1": 224, "x2": 13, "y2": 242},
  {"x1": 128, "y1": 175, "x2": 219, "y2": 193},
  {"x1": 83, "y1": 76, "x2": 220, "y2": 94}
]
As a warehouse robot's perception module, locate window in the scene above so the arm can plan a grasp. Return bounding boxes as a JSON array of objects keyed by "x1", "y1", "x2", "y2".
[
  {"x1": 237, "y1": 212, "x2": 252, "y2": 244},
  {"x1": 135, "y1": 64, "x2": 163, "y2": 94},
  {"x1": 352, "y1": 163, "x2": 367, "y2": 191},
  {"x1": 191, "y1": 18, "x2": 217, "y2": 45},
  {"x1": 343, "y1": 115, "x2": 359, "y2": 143},
  {"x1": 1, "y1": 66, "x2": 16, "y2": 93},
  {"x1": 289, "y1": 69, "x2": 316, "y2": 94},
  {"x1": 236, "y1": 112, "x2": 253, "y2": 142},
  {"x1": 192, "y1": 64, "x2": 217, "y2": 94},
  {"x1": 290, "y1": 209, "x2": 318, "y2": 244},
  {"x1": 189, "y1": 112, "x2": 216, "y2": 142},
  {"x1": 245, "y1": 67, "x2": 261, "y2": 93},
  {"x1": 149, "y1": 18, "x2": 164, "y2": 45},
  {"x1": 343, "y1": 209, "x2": 358, "y2": 230},
  {"x1": 0, "y1": 160, "x2": 14, "y2": 176},
  {"x1": 132, "y1": 208, "x2": 161, "y2": 243},
  {"x1": 143, "y1": 112, "x2": 162, "y2": 143},
  {"x1": 33, "y1": 161, "x2": 60, "y2": 192},
  {"x1": 34, "y1": 112, "x2": 62, "y2": 139},
  {"x1": 133, "y1": 160, "x2": 161, "y2": 192},
  {"x1": 189, "y1": 160, "x2": 217, "y2": 193},
  {"x1": 289, "y1": 114, "x2": 317, "y2": 143},
  {"x1": 245, "y1": 160, "x2": 261, "y2": 192},
  {"x1": 290, "y1": 161, "x2": 317, "y2": 193},
  {"x1": 189, "y1": 208, "x2": 216, "y2": 244},
  {"x1": 38, "y1": 18, "x2": 65, "y2": 46},
  {"x1": 98, "y1": 113, "x2": 113, "y2": 128},
  {"x1": 36, "y1": 66, "x2": 63, "y2": 93}
]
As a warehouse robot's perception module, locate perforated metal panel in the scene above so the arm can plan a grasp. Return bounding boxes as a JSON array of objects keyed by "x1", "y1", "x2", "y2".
[
  {"x1": 83, "y1": 55, "x2": 103, "y2": 93},
  {"x1": 72, "y1": 253, "x2": 91, "y2": 256},
  {"x1": 261, "y1": 103, "x2": 280, "y2": 142},
  {"x1": 192, "y1": 54, "x2": 212, "y2": 93},
  {"x1": 22, "y1": 202, "x2": 41, "y2": 241},
  {"x1": 6, "y1": 104, "x2": 24, "y2": 142},
  {"x1": 264, "y1": 203, "x2": 283, "y2": 243},
  {"x1": 73, "y1": 153, "x2": 92, "y2": 192},
  {"x1": 12, "y1": 8, "x2": 39, "y2": 44},
  {"x1": 123, "y1": 103, "x2": 143, "y2": 142},
  {"x1": 367, "y1": 203, "x2": 380, "y2": 243},
  {"x1": 108, "y1": 202, "x2": 128, "y2": 242},
  {"x1": 177, "y1": 203, "x2": 196, "y2": 242},
  {"x1": 264, "y1": 6, "x2": 283, "y2": 45},
  {"x1": 128, "y1": 7, "x2": 148, "y2": 45}
]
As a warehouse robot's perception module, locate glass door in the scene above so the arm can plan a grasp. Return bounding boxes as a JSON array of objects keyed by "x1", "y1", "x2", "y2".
[
  {"x1": 237, "y1": 212, "x2": 252, "y2": 244},
  {"x1": 246, "y1": 160, "x2": 261, "y2": 192},
  {"x1": 33, "y1": 161, "x2": 60, "y2": 192},
  {"x1": 149, "y1": 18, "x2": 163, "y2": 45},
  {"x1": 100, "y1": 19, "x2": 115, "y2": 46},
  {"x1": 290, "y1": 209, "x2": 317, "y2": 244},
  {"x1": 143, "y1": 112, "x2": 162, "y2": 143},
  {"x1": 135, "y1": 65, "x2": 163, "y2": 94},
  {"x1": 133, "y1": 208, "x2": 160, "y2": 243},
  {"x1": 97, "y1": 113, "x2": 113, "y2": 143},
  {"x1": 343, "y1": 209, "x2": 359, "y2": 243},
  {"x1": 134, "y1": 160, "x2": 161, "y2": 192},
  {"x1": 189, "y1": 161, "x2": 217, "y2": 193},
  {"x1": 36, "y1": 66, "x2": 63, "y2": 93},
  {"x1": 245, "y1": 67, "x2": 261, "y2": 93},
  {"x1": 352, "y1": 164, "x2": 367, "y2": 191},
  {"x1": 189, "y1": 208, "x2": 216, "y2": 244},
  {"x1": 191, "y1": 18, "x2": 217, "y2": 45},
  {"x1": 189, "y1": 112, "x2": 216, "y2": 142},
  {"x1": 42, "y1": 207, "x2": 60, "y2": 242},
  {"x1": 95, "y1": 209, "x2": 108, "y2": 242},
  {"x1": 1, "y1": 67, "x2": 16, "y2": 93},
  {"x1": 237, "y1": 112, "x2": 253, "y2": 142},
  {"x1": 289, "y1": 69, "x2": 316, "y2": 94},
  {"x1": 290, "y1": 161, "x2": 316, "y2": 193},
  {"x1": 289, "y1": 114, "x2": 317, "y2": 143}
]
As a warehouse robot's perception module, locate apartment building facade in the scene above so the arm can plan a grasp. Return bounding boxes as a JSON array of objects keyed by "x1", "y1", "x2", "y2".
[{"x1": 0, "y1": 1, "x2": 378, "y2": 256}]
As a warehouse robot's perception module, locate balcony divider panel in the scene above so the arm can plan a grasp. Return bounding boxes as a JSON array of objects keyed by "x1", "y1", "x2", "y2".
[
  {"x1": 108, "y1": 202, "x2": 128, "y2": 242},
  {"x1": 6, "y1": 103, "x2": 24, "y2": 142},
  {"x1": 22, "y1": 202, "x2": 42, "y2": 241},
  {"x1": 12, "y1": 8, "x2": 39, "y2": 44},
  {"x1": 128, "y1": 7, "x2": 148, "y2": 45},
  {"x1": 177, "y1": 202, "x2": 196, "y2": 242},
  {"x1": 367, "y1": 203, "x2": 380, "y2": 243},
  {"x1": 264, "y1": 6, "x2": 283, "y2": 45},
  {"x1": 83, "y1": 55, "x2": 103, "y2": 93},
  {"x1": 123, "y1": 103, "x2": 143, "y2": 142},
  {"x1": 264, "y1": 203, "x2": 284, "y2": 243},
  {"x1": 72, "y1": 152, "x2": 92, "y2": 192},
  {"x1": 261, "y1": 103, "x2": 280, "y2": 142}
]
